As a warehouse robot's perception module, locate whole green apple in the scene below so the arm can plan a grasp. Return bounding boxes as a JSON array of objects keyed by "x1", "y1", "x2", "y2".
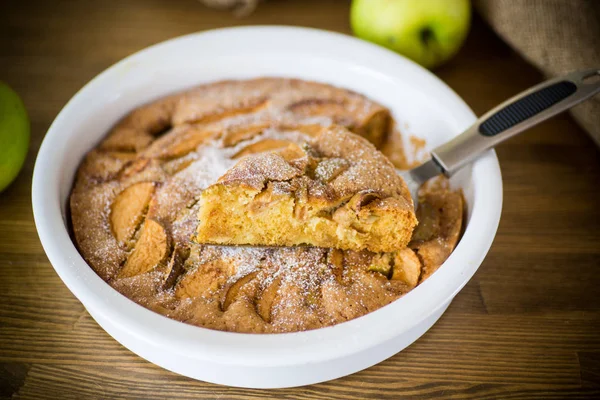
[
  {"x1": 0, "y1": 82, "x2": 30, "y2": 192},
  {"x1": 351, "y1": 0, "x2": 471, "y2": 69}
]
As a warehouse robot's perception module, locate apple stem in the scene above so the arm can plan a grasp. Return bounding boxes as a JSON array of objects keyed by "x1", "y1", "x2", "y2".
[{"x1": 420, "y1": 28, "x2": 434, "y2": 47}]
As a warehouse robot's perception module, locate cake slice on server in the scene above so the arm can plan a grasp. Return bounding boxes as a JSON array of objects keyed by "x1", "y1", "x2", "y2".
[{"x1": 195, "y1": 125, "x2": 418, "y2": 253}]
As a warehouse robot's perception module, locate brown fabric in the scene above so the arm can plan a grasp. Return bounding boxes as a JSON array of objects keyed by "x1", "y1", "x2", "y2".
[{"x1": 475, "y1": 0, "x2": 600, "y2": 146}]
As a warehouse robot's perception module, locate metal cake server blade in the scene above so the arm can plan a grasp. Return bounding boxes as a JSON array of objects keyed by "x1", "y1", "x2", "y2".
[{"x1": 397, "y1": 68, "x2": 600, "y2": 206}]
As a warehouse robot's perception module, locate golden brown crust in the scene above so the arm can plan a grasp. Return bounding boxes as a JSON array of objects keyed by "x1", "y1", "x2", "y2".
[
  {"x1": 71, "y1": 78, "x2": 393, "y2": 281},
  {"x1": 410, "y1": 178, "x2": 464, "y2": 281},
  {"x1": 196, "y1": 126, "x2": 417, "y2": 252},
  {"x1": 95, "y1": 77, "x2": 390, "y2": 160},
  {"x1": 70, "y1": 78, "x2": 462, "y2": 334}
]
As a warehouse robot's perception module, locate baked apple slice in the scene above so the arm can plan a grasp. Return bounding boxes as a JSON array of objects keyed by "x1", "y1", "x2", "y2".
[
  {"x1": 367, "y1": 253, "x2": 393, "y2": 277},
  {"x1": 175, "y1": 259, "x2": 231, "y2": 299},
  {"x1": 256, "y1": 277, "x2": 282, "y2": 323},
  {"x1": 232, "y1": 138, "x2": 296, "y2": 159},
  {"x1": 220, "y1": 271, "x2": 259, "y2": 311},
  {"x1": 118, "y1": 219, "x2": 169, "y2": 278},
  {"x1": 391, "y1": 248, "x2": 421, "y2": 289},
  {"x1": 221, "y1": 123, "x2": 271, "y2": 147},
  {"x1": 110, "y1": 182, "x2": 155, "y2": 244}
]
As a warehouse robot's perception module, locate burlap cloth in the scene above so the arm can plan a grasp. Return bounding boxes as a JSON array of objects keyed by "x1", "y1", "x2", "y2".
[{"x1": 474, "y1": 0, "x2": 600, "y2": 146}]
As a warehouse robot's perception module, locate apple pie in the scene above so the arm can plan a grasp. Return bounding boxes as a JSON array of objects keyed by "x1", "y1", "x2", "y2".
[{"x1": 69, "y1": 78, "x2": 463, "y2": 334}]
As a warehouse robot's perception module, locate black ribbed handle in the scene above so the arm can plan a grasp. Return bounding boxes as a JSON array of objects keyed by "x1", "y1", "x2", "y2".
[
  {"x1": 431, "y1": 69, "x2": 600, "y2": 177},
  {"x1": 479, "y1": 81, "x2": 577, "y2": 136}
]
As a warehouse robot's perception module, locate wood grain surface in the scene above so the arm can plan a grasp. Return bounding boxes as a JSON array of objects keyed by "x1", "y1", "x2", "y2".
[{"x1": 1, "y1": 1, "x2": 600, "y2": 398}]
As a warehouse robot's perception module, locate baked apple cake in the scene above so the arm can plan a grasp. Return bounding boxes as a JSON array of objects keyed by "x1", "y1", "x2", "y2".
[
  {"x1": 70, "y1": 78, "x2": 463, "y2": 333},
  {"x1": 196, "y1": 125, "x2": 417, "y2": 252}
]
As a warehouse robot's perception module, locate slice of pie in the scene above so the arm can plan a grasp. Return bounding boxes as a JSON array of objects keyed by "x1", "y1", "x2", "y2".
[{"x1": 195, "y1": 126, "x2": 417, "y2": 253}]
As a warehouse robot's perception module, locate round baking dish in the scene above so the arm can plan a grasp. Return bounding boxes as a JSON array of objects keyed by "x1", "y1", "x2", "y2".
[{"x1": 32, "y1": 26, "x2": 502, "y2": 388}]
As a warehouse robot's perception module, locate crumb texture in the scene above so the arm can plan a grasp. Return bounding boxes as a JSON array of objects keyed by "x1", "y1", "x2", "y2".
[
  {"x1": 70, "y1": 78, "x2": 462, "y2": 333},
  {"x1": 196, "y1": 125, "x2": 417, "y2": 252}
]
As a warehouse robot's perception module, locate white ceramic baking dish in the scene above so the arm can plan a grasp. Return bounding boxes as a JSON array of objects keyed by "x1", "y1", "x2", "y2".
[{"x1": 32, "y1": 26, "x2": 502, "y2": 388}]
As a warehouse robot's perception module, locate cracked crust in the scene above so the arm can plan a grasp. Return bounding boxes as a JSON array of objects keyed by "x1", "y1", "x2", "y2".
[
  {"x1": 196, "y1": 126, "x2": 417, "y2": 252},
  {"x1": 69, "y1": 77, "x2": 463, "y2": 334}
]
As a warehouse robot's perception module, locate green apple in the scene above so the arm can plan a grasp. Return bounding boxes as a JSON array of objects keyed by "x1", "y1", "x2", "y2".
[
  {"x1": 350, "y1": 0, "x2": 471, "y2": 69},
  {"x1": 0, "y1": 82, "x2": 30, "y2": 192}
]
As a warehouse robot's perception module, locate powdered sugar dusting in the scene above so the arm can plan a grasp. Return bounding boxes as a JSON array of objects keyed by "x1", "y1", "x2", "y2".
[
  {"x1": 70, "y1": 77, "x2": 460, "y2": 335},
  {"x1": 187, "y1": 143, "x2": 237, "y2": 189}
]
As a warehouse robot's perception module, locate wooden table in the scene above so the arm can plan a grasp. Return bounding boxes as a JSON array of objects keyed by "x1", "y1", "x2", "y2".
[{"x1": 2, "y1": 1, "x2": 599, "y2": 398}]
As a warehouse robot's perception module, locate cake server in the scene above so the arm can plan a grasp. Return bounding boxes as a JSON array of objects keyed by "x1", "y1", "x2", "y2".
[{"x1": 399, "y1": 68, "x2": 600, "y2": 203}]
